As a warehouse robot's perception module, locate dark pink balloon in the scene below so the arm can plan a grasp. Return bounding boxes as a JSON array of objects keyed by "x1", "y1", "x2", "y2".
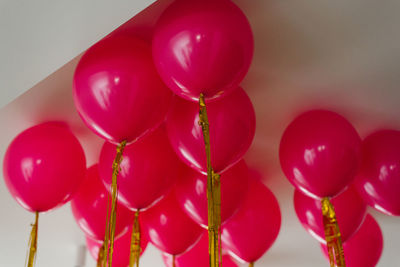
[
  {"x1": 71, "y1": 165, "x2": 133, "y2": 242},
  {"x1": 280, "y1": 110, "x2": 361, "y2": 198},
  {"x1": 3, "y1": 122, "x2": 86, "y2": 212},
  {"x1": 153, "y1": 0, "x2": 254, "y2": 102},
  {"x1": 166, "y1": 88, "x2": 255, "y2": 175},
  {"x1": 294, "y1": 186, "x2": 367, "y2": 243},
  {"x1": 73, "y1": 35, "x2": 172, "y2": 144},
  {"x1": 86, "y1": 227, "x2": 148, "y2": 267},
  {"x1": 321, "y1": 214, "x2": 383, "y2": 267},
  {"x1": 355, "y1": 130, "x2": 400, "y2": 216},
  {"x1": 162, "y1": 233, "x2": 238, "y2": 267},
  {"x1": 99, "y1": 126, "x2": 181, "y2": 211},
  {"x1": 221, "y1": 178, "x2": 281, "y2": 263},
  {"x1": 141, "y1": 191, "x2": 203, "y2": 255},
  {"x1": 175, "y1": 160, "x2": 248, "y2": 228}
]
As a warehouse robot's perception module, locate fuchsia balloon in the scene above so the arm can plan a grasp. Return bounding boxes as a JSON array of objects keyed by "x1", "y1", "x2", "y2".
[
  {"x1": 294, "y1": 186, "x2": 367, "y2": 243},
  {"x1": 167, "y1": 88, "x2": 255, "y2": 175},
  {"x1": 71, "y1": 165, "x2": 133, "y2": 241},
  {"x1": 141, "y1": 191, "x2": 203, "y2": 256},
  {"x1": 280, "y1": 110, "x2": 362, "y2": 199},
  {"x1": 3, "y1": 122, "x2": 86, "y2": 212},
  {"x1": 73, "y1": 35, "x2": 172, "y2": 144},
  {"x1": 162, "y1": 233, "x2": 238, "y2": 267},
  {"x1": 355, "y1": 130, "x2": 400, "y2": 216},
  {"x1": 86, "y1": 227, "x2": 148, "y2": 267},
  {"x1": 99, "y1": 126, "x2": 181, "y2": 211},
  {"x1": 221, "y1": 177, "x2": 281, "y2": 263},
  {"x1": 175, "y1": 160, "x2": 248, "y2": 228},
  {"x1": 153, "y1": 0, "x2": 254, "y2": 102},
  {"x1": 321, "y1": 214, "x2": 383, "y2": 267}
]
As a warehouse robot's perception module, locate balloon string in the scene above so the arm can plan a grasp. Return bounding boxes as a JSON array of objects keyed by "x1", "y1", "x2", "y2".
[
  {"x1": 129, "y1": 210, "x2": 141, "y2": 267},
  {"x1": 97, "y1": 243, "x2": 105, "y2": 267},
  {"x1": 104, "y1": 140, "x2": 127, "y2": 267},
  {"x1": 321, "y1": 197, "x2": 346, "y2": 267},
  {"x1": 26, "y1": 211, "x2": 39, "y2": 267},
  {"x1": 249, "y1": 262, "x2": 254, "y2": 267},
  {"x1": 102, "y1": 182, "x2": 111, "y2": 267},
  {"x1": 199, "y1": 93, "x2": 222, "y2": 267},
  {"x1": 172, "y1": 255, "x2": 176, "y2": 267}
]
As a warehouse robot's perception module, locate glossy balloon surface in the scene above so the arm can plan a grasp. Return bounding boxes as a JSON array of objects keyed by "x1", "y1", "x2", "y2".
[
  {"x1": 175, "y1": 160, "x2": 248, "y2": 228},
  {"x1": 153, "y1": 0, "x2": 254, "y2": 101},
  {"x1": 280, "y1": 110, "x2": 361, "y2": 198},
  {"x1": 73, "y1": 35, "x2": 172, "y2": 144},
  {"x1": 294, "y1": 186, "x2": 367, "y2": 243},
  {"x1": 3, "y1": 122, "x2": 86, "y2": 212},
  {"x1": 71, "y1": 166, "x2": 133, "y2": 241},
  {"x1": 222, "y1": 178, "x2": 281, "y2": 263},
  {"x1": 167, "y1": 88, "x2": 255, "y2": 174},
  {"x1": 141, "y1": 191, "x2": 203, "y2": 255},
  {"x1": 99, "y1": 126, "x2": 181, "y2": 211},
  {"x1": 355, "y1": 130, "x2": 400, "y2": 216},
  {"x1": 321, "y1": 214, "x2": 383, "y2": 267},
  {"x1": 162, "y1": 233, "x2": 238, "y2": 267},
  {"x1": 86, "y1": 226, "x2": 148, "y2": 267}
]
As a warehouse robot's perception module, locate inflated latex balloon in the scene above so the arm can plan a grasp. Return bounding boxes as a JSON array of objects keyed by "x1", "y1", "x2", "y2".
[
  {"x1": 141, "y1": 191, "x2": 203, "y2": 256},
  {"x1": 99, "y1": 126, "x2": 181, "y2": 211},
  {"x1": 162, "y1": 233, "x2": 238, "y2": 267},
  {"x1": 175, "y1": 160, "x2": 248, "y2": 228},
  {"x1": 86, "y1": 227, "x2": 148, "y2": 267},
  {"x1": 280, "y1": 110, "x2": 361, "y2": 199},
  {"x1": 71, "y1": 165, "x2": 133, "y2": 241},
  {"x1": 355, "y1": 130, "x2": 400, "y2": 216},
  {"x1": 3, "y1": 122, "x2": 86, "y2": 212},
  {"x1": 153, "y1": 0, "x2": 254, "y2": 102},
  {"x1": 221, "y1": 177, "x2": 281, "y2": 263},
  {"x1": 73, "y1": 35, "x2": 172, "y2": 144},
  {"x1": 294, "y1": 186, "x2": 367, "y2": 243},
  {"x1": 166, "y1": 87, "x2": 255, "y2": 175},
  {"x1": 321, "y1": 214, "x2": 383, "y2": 267}
]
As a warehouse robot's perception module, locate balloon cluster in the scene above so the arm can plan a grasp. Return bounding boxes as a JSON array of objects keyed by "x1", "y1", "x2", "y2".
[
  {"x1": 280, "y1": 110, "x2": 398, "y2": 267},
  {"x1": 3, "y1": 1, "x2": 281, "y2": 267}
]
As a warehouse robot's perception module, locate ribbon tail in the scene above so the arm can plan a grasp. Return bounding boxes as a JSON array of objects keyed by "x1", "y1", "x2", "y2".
[
  {"x1": 129, "y1": 210, "x2": 141, "y2": 267},
  {"x1": 26, "y1": 212, "x2": 39, "y2": 267},
  {"x1": 321, "y1": 197, "x2": 346, "y2": 267}
]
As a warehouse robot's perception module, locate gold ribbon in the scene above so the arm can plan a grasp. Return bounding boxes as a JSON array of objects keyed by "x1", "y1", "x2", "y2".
[
  {"x1": 129, "y1": 210, "x2": 141, "y2": 267},
  {"x1": 26, "y1": 211, "x2": 39, "y2": 267},
  {"x1": 103, "y1": 140, "x2": 127, "y2": 267},
  {"x1": 199, "y1": 93, "x2": 222, "y2": 267},
  {"x1": 97, "y1": 243, "x2": 105, "y2": 267},
  {"x1": 172, "y1": 255, "x2": 176, "y2": 267},
  {"x1": 321, "y1": 197, "x2": 346, "y2": 267},
  {"x1": 249, "y1": 262, "x2": 255, "y2": 267}
]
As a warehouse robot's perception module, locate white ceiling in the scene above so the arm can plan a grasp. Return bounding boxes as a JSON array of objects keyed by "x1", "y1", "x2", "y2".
[{"x1": 1, "y1": 0, "x2": 400, "y2": 267}]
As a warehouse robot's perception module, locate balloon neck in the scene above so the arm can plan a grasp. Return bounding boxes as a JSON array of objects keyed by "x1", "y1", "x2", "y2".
[
  {"x1": 321, "y1": 197, "x2": 346, "y2": 267},
  {"x1": 129, "y1": 210, "x2": 141, "y2": 267},
  {"x1": 26, "y1": 211, "x2": 39, "y2": 267},
  {"x1": 198, "y1": 93, "x2": 222, "y2": 267},
  {"x1": 104, "y1": 140, "x2": 127, "y2": 267}
]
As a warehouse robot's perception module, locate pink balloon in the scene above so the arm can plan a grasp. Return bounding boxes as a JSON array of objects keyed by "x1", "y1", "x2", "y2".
[
  {"x1": 99, "y1": 126, "x2": 181, "y2": 211},
  {"x1": 71, "y1": 165, "x2": 133, "y2": 242},
  {"x1": 280, "y1": 110, "x2": 362, "y2": 198},
  {"x1": 221, "y1": 177, "x2": 281, "y2": 263},
  {"x1": 3, "y1": 122, "x2": 86, "y2": 212},
  {"x1": 321, "y1": 214, "x2": 383, "y2": 267},
  {"x1": 86, "y1": 227, "x2": 148, "y2": 267},
  {"x1": 141, "y1": 191, "x2": 203, "y2": 255},
  {"x1": 152, "y1": 0, "x2": 254, "y2": 102},
  {"x1": 166, "y1": 88, "x2": 255, "y2": 175},
  {"x1": 294, "y1": 186, "x2": 367, "y2": 243},
  {"x1": 355, "y1": 130, "x2": 400, "y2": 216},
  {"x1": 175, "y1": 160, "x2": 248, "y2": 228},
  {"x1": 73, "y1": 35, "x2": 172, "y2": 144},
  {"x1": 162, "y1": 233, "x2": 238, "y2": 267}
]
